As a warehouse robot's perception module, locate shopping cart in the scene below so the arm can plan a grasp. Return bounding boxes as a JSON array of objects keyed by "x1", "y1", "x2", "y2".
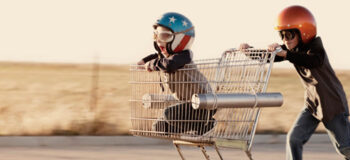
[{"x1": 129, "y1": 49, "x2": 283, "y2": 160}]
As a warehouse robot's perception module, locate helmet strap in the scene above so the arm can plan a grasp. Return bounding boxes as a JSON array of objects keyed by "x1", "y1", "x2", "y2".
[
  {"x1": 166, "y1": 42, "x2": 174, "y2": 55},
  {"x1": 153, "y1": 41, "x2": 162, "y2": 55}
]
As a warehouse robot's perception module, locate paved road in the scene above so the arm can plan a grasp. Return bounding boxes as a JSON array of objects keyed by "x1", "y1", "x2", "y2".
[{"x1": 0, "y1": 135, "x2": 344, "y2": 160}]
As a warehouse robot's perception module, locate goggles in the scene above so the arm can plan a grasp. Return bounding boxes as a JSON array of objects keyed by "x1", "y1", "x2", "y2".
[
  {"x1": 153, "y1": 30, "x2": 174, "y2": 43},
  {"x1": 153, "y1": 27, "x2": 194, "y2": 43},
  {"x1": 279, "y1": 30, "x2": 297, "y2": 41}
]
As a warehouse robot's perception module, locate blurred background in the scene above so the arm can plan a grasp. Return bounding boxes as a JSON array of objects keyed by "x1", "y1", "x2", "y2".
[{"x1": 0, "y1": 0, "x2": 349, "y2": 135}]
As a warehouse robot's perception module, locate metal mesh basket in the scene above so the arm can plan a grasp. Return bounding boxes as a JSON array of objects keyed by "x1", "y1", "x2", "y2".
[{"x1": 129, "y1": 49, "x2": 282, "y2": 160}]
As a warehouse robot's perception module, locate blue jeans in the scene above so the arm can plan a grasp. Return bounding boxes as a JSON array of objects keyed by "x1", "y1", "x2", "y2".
[{"x1": 286, "y1": 108, "x2": 350, "y2": 160}]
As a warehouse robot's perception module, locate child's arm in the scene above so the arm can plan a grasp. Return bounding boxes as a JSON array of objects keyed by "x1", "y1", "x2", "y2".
[
  {"x1": 147, "y1": 51, "x2": 192, "y2": 73},
  {"x1": 239, "y1": 43, "x2": 285, "y2": 62},
  {"x1": 285, "y1": 45, "x2": 324, "y2": 68},
  {"x1": 138, "y1": 53, "x2": 158, "y2": 65}
]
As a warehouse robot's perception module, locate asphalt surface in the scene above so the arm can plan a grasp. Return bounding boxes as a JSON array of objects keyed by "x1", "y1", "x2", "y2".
[{"x1": 0, "y1": 135, "x2": 344, "y2": 160}]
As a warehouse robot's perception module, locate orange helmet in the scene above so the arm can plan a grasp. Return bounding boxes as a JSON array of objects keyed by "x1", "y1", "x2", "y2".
[{"x1": 275, "y1": 5, "x2": 316, "y2": 43}]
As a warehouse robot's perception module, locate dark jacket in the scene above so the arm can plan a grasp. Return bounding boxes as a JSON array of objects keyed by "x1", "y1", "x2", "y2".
[
  {"x1": 275, "y1": 37, "x2": 349, "y2": 122},
  {"x1": 141, "y1": 50, "x2": 212, "y2": 101},
  {"x1": 144, "y1": 50, "x2": 192, "y2": 73}
]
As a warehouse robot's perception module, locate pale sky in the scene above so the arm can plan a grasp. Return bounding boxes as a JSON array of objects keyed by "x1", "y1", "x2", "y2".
[{"x1": 0, "y1": 0, "x2": 350, "y2": 69}]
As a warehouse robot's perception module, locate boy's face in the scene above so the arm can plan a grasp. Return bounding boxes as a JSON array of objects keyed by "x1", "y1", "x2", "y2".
[
  {"x1": 280, "y1": 30, "x2": 300, "y2": 50},
  {"x1": 154, "y1": 26, "x2": 172, "y2": 57}
]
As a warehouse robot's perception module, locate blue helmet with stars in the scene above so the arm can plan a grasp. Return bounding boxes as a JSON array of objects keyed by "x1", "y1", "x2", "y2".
[{"x1": 153, "y1": 12, "x2": 195, "y2": 54}]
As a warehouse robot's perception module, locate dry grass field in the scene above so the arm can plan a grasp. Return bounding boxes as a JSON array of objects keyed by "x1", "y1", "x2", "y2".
[{"x1": 0, "y1": 62, "x2": 349, "y2": 135}]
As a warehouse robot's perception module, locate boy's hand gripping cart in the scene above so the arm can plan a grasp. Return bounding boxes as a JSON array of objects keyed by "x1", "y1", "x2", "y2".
[{"x1": 130, "y1": 49, "x2": 283, "y2": 160}]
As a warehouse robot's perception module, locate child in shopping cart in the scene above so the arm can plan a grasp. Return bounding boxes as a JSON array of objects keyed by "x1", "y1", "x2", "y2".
[
  {"x1": 239, "y1": 5, "x2": 350, "y2": 160},
  {"x1": 138, "y1": 12, "x2": 216, "y2": 136}
]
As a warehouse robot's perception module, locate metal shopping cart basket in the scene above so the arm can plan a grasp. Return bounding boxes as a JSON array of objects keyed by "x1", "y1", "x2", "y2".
[{"x1": 129, "y1": 49, "x2": 283, "y2": 160}]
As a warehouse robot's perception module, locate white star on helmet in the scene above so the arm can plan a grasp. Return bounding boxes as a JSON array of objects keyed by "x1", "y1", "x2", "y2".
[
  {"x1": 182, "y1": 20, "x2": 188, "y2": 27},
  {"x1": 169, "y1": 16, "x2": 176, "y2": 23}
]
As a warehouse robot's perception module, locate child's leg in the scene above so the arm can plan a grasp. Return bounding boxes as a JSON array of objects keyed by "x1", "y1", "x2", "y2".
[
  {"x1": 286, "y1": 108, "x2": 319, "y2": 160},
  {"x1": 152, "y1": 120, "x2": 178, "y2": 134},
  {"x1": 163, "y1": 103, "x2": 190, "y2": 133},
  {"x1": 152, "y1": 120, "x2": 168, "y2": 133},
  {"x1": 324, "y1": 112, "x2": 350, "y2": 159},
  {"x1": 164, "y1": 103, "x2": 216, "y2": 135},
  {"x1": 192, "y1": 108, "x2": 216, "y2": 135}
]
